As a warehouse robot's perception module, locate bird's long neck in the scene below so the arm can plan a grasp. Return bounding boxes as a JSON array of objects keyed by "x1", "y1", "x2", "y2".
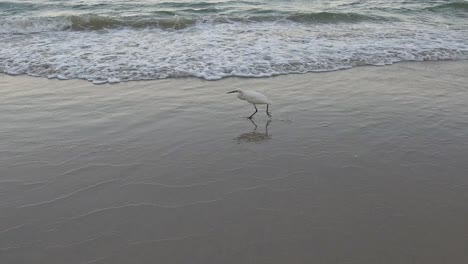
[{"x1": 237, "y1": 90, "x2": 246, "y2": 100}]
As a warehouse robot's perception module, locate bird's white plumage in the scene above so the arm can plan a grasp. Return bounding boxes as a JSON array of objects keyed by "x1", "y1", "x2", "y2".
[
  {"x1": 237, "y1": 90, "x2": 272, "y2": 105},
  {"x1": 227, "y1": 89, "x2": 272, "y2": 118}
]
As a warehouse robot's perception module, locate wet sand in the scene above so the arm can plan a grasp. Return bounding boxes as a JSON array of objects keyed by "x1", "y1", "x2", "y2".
[{"x1": 1, "y1": 61, "x2": 468, "y2": 264}]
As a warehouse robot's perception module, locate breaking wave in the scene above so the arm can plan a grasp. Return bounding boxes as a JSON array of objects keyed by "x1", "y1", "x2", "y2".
[
  {"x1": 1, "y1": 0, "x2": 467, "y2": 83},
  {"x1": 0, "y1": 12, "x2": 395, "y2": 33}
]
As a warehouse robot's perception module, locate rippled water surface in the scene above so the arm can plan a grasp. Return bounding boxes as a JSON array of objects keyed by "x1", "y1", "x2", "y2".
[{"x1": 1, "y1": 61, "x2": 468, "y2": 263}]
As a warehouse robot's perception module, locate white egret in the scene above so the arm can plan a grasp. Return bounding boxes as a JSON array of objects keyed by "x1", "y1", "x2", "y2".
[{"x1": 227, "y1": 89, "x2": 272, "y2": 119}]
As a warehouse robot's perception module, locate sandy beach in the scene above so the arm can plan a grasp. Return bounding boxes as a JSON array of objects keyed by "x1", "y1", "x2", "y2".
[{"x1": 1, "y1": 61, "x2": 468, "y2": 263}]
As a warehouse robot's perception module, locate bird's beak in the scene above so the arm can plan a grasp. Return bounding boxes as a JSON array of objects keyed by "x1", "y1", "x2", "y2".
[{"x1": 227, "y1": 91, "x2": 237, "y2": 94}]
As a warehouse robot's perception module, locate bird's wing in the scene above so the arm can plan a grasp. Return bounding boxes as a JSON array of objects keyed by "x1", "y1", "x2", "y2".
[{"x1": 243, "y1": 91, "x2": 272, "y2": 104}]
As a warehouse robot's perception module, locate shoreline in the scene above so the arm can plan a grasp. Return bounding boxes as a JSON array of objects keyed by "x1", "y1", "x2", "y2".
[{"x1": 1, "y1": 59, "x2": 467, "y2": 85}]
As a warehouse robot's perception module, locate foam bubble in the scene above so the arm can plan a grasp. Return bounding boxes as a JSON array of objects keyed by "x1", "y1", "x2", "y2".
[{"x1": 1, "y1": 21, "x2": 467, "y2": 82}]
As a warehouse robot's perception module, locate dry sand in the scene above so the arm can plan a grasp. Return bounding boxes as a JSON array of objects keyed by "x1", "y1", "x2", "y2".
[{"x1": 1, "y1": 61, "x2": 468, "y2": 264}]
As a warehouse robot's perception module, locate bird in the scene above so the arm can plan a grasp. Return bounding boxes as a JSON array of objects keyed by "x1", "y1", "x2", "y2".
[{"x1": 227, "y1": 89, "x2": 272, "y2": 119}]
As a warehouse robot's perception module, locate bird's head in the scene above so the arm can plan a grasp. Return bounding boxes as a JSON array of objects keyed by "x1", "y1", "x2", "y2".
[{"x1": 227, "y1": 89, "x2": 243, "y2": 94}]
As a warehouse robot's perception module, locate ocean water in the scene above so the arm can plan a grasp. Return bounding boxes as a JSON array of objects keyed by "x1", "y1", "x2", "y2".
[{"x1": 1, "y1": 0, "x2": 467, "y2": 83}]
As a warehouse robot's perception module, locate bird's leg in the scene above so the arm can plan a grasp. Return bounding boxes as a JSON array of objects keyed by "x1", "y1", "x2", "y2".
[
  {"x1": 266, "y1": 104, "x2": 272, "y2": 117},
  {"x1": 248, "y1": 118, "x2": 258, "y2": 130},
  {"x1": 265, "y1": 119, "x2": 271, "y2": 135},
  {"x1": 248, "y1": 105, "x2": 258, "y2": 119}
]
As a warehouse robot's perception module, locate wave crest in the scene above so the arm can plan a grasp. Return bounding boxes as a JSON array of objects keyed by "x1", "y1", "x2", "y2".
[
  {"x1": 427, "y1": 2, "x2": 468, "y2": 12},
  {"x1": 0, "y1": 11, "x2": 394, "y2": 33}
]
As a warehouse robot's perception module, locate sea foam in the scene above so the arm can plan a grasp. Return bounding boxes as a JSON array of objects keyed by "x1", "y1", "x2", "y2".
[{"x1": 1, "y1": 20, "x2": 467, "y2": 83}]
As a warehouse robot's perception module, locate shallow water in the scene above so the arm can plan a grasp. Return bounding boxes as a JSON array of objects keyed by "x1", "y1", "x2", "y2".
[{"x1": 1, "y1": 61, "x2": 468, "y2": 263}]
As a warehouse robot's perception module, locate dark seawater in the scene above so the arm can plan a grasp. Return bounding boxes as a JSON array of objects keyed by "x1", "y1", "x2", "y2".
[{"x1": 1, "y1": 0, "x2": 468, "y2": 82}]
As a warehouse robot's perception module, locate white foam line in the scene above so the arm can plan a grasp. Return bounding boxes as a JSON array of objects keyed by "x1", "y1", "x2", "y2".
[
  {"x1": 19, "y1": 180, "x2": 119, "y2": 208},
  {"x1": 46, "y1": 232, "x2": 107, "y2": 249},
  {"x1": 1, "y1": 21, "x2": 467, "y2": 82},
  {"x1": 24, "y1": 163, "x2": 142, "y2": 192},
  {"x1": 0, "y1": 224, "x2": 26, "y2": 235},
  {"x1": 128, "y1": 231, "x2": 211, "y2": 246},
  {"x1": 58, "y1": 185, "x2": 295, "y2": 222},
  {"x1": 120, "y1": 181, "x2": 219, "y2": 189}
]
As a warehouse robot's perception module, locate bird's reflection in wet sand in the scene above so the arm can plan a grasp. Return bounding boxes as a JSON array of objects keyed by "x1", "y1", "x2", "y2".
[{"x1": 235, "y1": 119, "x2": 271, "y2": 144}]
